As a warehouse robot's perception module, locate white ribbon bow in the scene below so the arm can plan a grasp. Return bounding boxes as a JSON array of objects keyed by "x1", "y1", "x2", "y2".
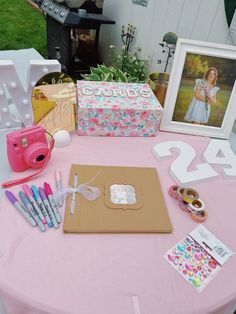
[{"x1": 54, "y1": 171, "x2": 101, "y2": 204}]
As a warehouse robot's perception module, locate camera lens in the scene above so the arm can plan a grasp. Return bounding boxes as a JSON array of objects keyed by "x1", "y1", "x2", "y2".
[
  {"x1": 36, "y1": 154, "x2": 45, "y2": 162},
  {"x1": 24, "y1": 142, "x2": 48, "y2": 169}
]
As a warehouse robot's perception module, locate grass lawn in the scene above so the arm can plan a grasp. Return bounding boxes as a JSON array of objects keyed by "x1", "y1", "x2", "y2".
[
  {"x1": 172, "y1": 79, "x2": 231, "y2": 128},
  {"x1": 0, "y1": 0, "x2": 47, "y2": 57}
]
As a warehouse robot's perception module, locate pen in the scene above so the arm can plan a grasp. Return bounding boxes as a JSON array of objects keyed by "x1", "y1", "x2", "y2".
[
  {"x1": 31, "y1": 185, "x2": 53, "y2": 228},
  {"x1": 19, "y1": 191, "x2": 46, "y2": 232},
  {"x1": 22, "y1": 184, "x2": 47, "y2": 225},
  {"x1": 55, "y1": 170, "x2": 63, "y2": 207},
  {"x1": 38, "y1": 187, "x2": 59, "y2": 229},
  {"x1": 70, "y1": 173, "x2": 78, "y2": 215},
  {"x1": 44, "y1": 182, "x2": 61, "y2": 223},
  {"x1": 5, "y1": 190, "x2": 37, "y2": 227}
]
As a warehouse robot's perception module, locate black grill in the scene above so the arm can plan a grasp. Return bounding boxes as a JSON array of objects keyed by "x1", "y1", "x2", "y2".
[{"x1": 37, "y1": 0, "x2": 115, "y2": 78}]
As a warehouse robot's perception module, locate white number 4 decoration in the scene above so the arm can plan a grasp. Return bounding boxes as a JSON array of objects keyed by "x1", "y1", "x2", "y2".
[
  {"x1": 203, "y1": 139, "x2": 236, "y2": 177},
  {"x1": 153, "y1": 139, "x2": 236, "y2": 185}
]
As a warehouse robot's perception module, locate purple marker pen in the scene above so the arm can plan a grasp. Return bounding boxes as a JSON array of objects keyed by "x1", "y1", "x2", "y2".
[
  {"x1": 38, "y1": 187, "x2": 58, "y2": 229},
  {"x1": 44, "y1": 182, "x2": 61, "y2": 223},
  {"x1": 5, "y1": 190, "x2": 36, "y2": 227}
]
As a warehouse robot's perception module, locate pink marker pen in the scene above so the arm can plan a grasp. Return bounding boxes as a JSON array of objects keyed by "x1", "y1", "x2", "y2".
[
  {"x1": 38, "y1": 187, "x2": 58, "y2": 229},
  {"x1": 44, "y1": 182, "x2": 61, "y2": 223},
  {"x1": 22, "y1": 184, "x2": 47, "y2": 225},
  {"x1": 55, "y1": 170, "x2": 63, "y2": 207}
]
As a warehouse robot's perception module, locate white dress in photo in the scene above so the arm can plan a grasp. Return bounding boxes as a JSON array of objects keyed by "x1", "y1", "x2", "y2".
[{"x1": 184, "y1": 79, "x2": 220, "y2": 123}]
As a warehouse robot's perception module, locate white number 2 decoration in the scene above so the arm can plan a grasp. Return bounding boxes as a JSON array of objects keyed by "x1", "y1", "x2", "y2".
[
  {"x1": 153, "y1": 141, "x2": 218, "y2": 185},
  {"x1": 153, "y1": 139, "x2": 236, "y2": 185}
]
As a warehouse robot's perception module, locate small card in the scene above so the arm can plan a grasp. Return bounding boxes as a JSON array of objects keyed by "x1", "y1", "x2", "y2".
[{"x1": 189, "y1": 225, "x2": 234, "y2": 266}]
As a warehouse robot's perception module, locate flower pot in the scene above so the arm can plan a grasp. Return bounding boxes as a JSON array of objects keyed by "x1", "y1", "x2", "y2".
[{"x1": 148, "y1": 72, "x2": 169, "y2": 106}]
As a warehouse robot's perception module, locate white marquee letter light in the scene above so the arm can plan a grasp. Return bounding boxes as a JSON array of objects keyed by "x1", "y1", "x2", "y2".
[
  {"x1": 203, "y1": 139, "x2": 236, "y2": 177},
  {"x1": 0, "y1": 84, "x2": 13, "y2": 128},
  {"x1": 0, "y1": 60, "x2": 60, "y2": 129},
  {"x1": 153, "y1": 141, "x2": 218, "y2": 185}
]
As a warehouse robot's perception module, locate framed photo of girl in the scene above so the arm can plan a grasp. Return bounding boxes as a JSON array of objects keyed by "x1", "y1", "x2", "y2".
[{"x1": 160, "y1": 38, "x2": 236, "y2": 139}]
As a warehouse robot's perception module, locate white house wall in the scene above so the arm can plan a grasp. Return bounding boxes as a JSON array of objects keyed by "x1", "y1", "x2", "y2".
[{"x1": 99, "y1": 0, "x2": 232, "y2": 73}]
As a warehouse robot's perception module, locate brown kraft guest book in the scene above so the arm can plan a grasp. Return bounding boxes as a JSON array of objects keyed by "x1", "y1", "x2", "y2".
[{"x1": 63, "y1": 164, "x2": 172, "y2": 233}]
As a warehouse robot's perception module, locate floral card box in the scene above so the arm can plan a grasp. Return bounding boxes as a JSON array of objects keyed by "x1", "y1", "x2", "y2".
[{"x1": 77, "y1": 81, "x2": 163, "y2": 136}]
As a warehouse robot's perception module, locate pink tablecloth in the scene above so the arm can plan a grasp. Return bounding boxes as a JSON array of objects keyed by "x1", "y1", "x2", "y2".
[{"x1": 0, "y1": 132, "x2": 235, "y2": 314}]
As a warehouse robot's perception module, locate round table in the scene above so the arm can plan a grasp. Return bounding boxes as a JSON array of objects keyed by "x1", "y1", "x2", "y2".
[{"x1": 0, "y1": 133, "x2": 235, "y2": 314}]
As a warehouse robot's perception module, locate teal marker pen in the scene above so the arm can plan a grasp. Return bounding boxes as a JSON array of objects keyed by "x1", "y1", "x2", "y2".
[
  {"x1": 31, "y1": 185, "x2": 53, "y2": 228},
  {"x1": 19, "y1": 191, "x2": 46, "y2": 232}
]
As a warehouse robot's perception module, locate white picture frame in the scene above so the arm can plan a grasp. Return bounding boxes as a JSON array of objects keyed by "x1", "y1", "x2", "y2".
[{"x1": 160, "y1": 38, "x2": 236, "y2": 139}]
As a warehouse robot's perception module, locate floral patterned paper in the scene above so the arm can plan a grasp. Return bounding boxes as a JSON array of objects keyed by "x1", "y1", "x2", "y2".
[{"x1": 77, "y1": 81, "x2": 163, "y2": 136}]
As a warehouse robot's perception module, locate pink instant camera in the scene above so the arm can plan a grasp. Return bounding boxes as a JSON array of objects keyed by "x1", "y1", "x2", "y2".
[{"x1": 7, "y1": 125, "x2": 50, "y2": 172}]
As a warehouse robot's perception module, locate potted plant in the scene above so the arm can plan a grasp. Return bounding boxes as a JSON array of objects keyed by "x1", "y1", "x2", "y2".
[{"x1": 149, "y1": 32, "x2": 178, "y2": 106}]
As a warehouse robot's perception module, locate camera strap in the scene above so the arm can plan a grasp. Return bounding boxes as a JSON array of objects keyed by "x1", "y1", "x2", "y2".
[{"x1": 1, "y1": 137, "x2": 55, "y2": 189}]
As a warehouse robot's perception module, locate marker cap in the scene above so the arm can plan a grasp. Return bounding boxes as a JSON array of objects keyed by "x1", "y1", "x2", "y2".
[
  {"x1": 31, "y1": 185, "x2": 40, "y2": 199},
  {"x1": 22, "y1": 184, "x2": 33, "y2": 198},
  {"x1": 44, "y1": 182, "x2": 52, "y2": 196},
  {"x1": 5, "y1": 190, "x2": 17, "y2": 204}
]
